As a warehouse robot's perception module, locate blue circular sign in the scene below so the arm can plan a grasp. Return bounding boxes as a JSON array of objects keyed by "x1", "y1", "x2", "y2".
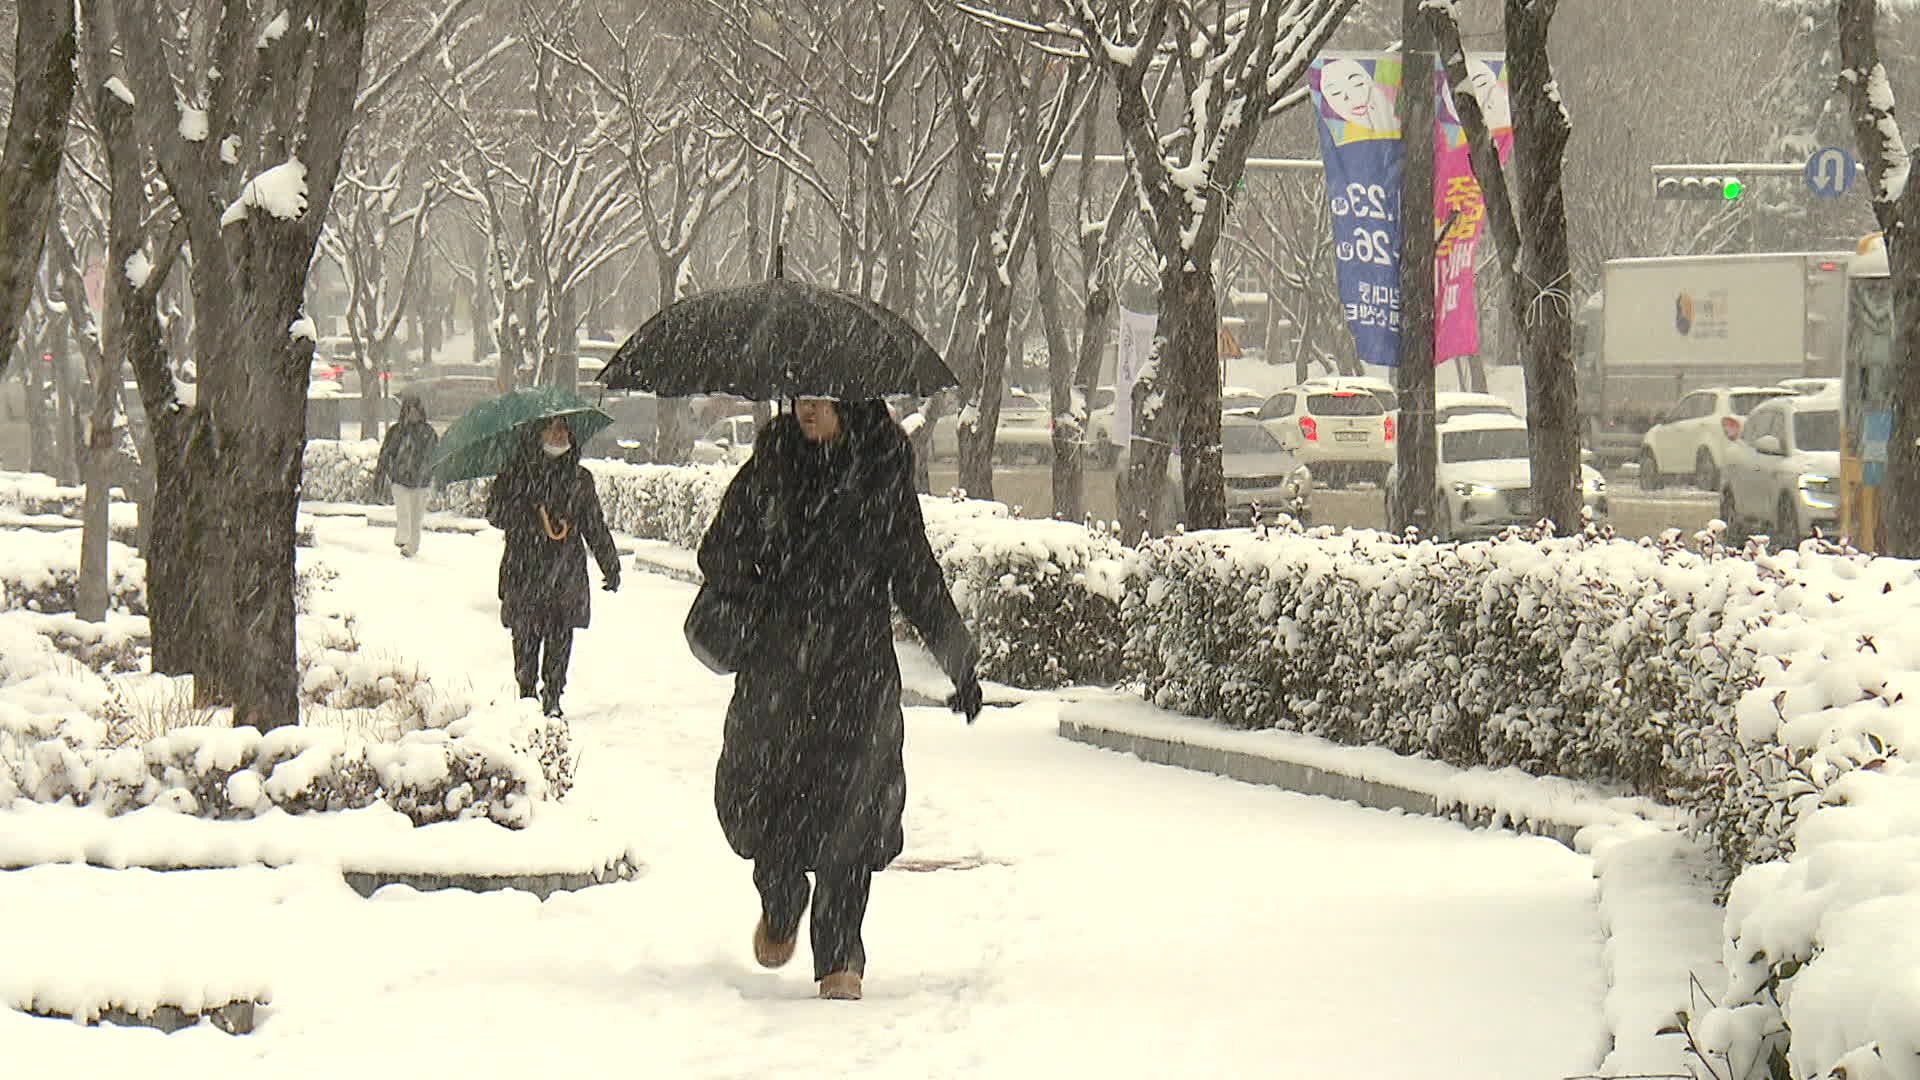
[{"x1": 1806, "y1": 147, "x2": 1858, "y2": 198}]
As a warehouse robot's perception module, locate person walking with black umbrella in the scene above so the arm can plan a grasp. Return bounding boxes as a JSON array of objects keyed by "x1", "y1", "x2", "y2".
[
  {"x1": 485, "y1": 416, "x2": 621, "y2": 717},
  {"x1": 697, "y1": 396, "x2": 982, "y2": 1002}
]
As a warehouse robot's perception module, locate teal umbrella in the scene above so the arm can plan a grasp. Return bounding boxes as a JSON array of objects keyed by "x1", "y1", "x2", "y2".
[{"x1": 430, "y1": 385, "x2": 614, "y2": 485}]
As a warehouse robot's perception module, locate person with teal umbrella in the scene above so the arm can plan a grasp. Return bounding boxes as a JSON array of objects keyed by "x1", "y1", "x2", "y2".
[{"x1": 435, "y1": 387, "x2": 621, "y2": 717}]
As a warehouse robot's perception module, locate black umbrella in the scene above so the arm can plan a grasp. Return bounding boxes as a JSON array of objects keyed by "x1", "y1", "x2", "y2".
[{"x1": 597, "y1": 248, "x2": 958, "y2": 400}]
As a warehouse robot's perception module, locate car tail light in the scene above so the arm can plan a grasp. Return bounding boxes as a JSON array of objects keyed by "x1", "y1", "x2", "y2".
[
  {"x1": 1300, "y1": 417, "x2": 1318, "y2": 441},
  {"x1": 1383, "y1": 415, "x2": 1395, "y2": 442},
  {"x1": 1722, "y1": 416, "x2": 1741, "y2": 440}
]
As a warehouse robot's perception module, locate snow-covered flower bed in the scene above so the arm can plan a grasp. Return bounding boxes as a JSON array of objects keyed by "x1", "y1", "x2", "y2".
[
  {"x1": 0, "y1": 529, "x2": 147, "y2": 615},
  {"x1": 0, "y1": 541, "x2": 574, "y2": 833},
  {"x1": 0, "y1": 470, "x2": 87, "y2": 517}
]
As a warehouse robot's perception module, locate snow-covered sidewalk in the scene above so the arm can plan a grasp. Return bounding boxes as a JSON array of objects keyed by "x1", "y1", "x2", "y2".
[{"x1": 5, "y1": 514, "x2": 1616, "y2": 1077}]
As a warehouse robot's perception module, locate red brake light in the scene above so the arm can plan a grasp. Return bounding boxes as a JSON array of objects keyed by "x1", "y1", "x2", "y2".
[
  {"x1": 1383, "y1": 415, "x2": 1395, "y2": 442},
  {"x1": 1300, "y1": 417, "x2": 1318, "y2": 441},
  {"x1": 1819, "y1": 261, "x2": 1838, "y2": 271},
  {"x1": 1722, "y1": 416, "x2": 1741, "y2": 440}
]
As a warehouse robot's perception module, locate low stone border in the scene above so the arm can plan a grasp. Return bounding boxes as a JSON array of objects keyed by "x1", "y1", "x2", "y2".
[
  {"x1": 24, "y1": 998, "x2": 264, "y2": 1035},
  {"x1": 342, "y1": 854, "x2": 642, "y2": 900},
  {"x1": 1059, "y1": 715, "x2": 1464, "y2": 825}
]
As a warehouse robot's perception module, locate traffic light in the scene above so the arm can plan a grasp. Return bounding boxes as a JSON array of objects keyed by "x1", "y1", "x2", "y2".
[{"x1": 1654, "y1": 174, "x2": 1747, "y2": 201}]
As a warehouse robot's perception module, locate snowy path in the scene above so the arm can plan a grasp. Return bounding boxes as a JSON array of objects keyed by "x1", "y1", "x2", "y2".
[{"x1": 4, "y1": 516, "x2": 1611, "y2": 1077}]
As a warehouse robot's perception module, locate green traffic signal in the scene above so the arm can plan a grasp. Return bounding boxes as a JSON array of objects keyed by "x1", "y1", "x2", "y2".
[{"x1": 1722, "y1": 178, "x2": 1745, "y2": 200}]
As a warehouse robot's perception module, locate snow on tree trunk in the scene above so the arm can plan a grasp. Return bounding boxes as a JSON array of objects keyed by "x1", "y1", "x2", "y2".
[
  {"x1": 114, "y1": 0, "x2": 369, "y2": 729},
  {"x1": 1838, "y1": 0, "x2": 1920, "y2": 556},
  {"x1": 0, "y1": 0, "x2": 78, "y2": 383}
]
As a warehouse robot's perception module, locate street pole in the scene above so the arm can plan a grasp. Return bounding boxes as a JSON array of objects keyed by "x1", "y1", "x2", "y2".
[{"x1": 1393, "y1": 0, "x2": 1437, "y2": 534}]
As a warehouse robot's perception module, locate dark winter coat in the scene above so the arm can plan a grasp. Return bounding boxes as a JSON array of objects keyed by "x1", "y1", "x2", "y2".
[
  {"x1": 485, "y1": 430, "x2": 620, "y2": 630},
  {"x1": 375, "y1": 397, "x2": 439, "y2": 488},
  {"x1": 698, "y1": 401, "x2": 976, "y2": 872}
]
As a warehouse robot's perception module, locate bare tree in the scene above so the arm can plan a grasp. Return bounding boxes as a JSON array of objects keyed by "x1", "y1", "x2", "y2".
[
  {"x1": 0, "y1": 0, "x2": 79, "y2": 381},
  {"x1": 110, "y1": 0, "x2": 369, "y2": 729},
  {"x1": 436, "y1": 3, "x2": 644, "y2": 394},
  {"x1": 1052, "y1": 0, "x2": 1357, "y2": 539},
  {"x1": 1427, "y1": 0, "x2": 1580, "y2": 533}
]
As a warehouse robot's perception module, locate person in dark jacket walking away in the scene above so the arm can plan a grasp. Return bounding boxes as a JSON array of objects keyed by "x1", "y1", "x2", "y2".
[
  {"x1": 698, "y1": 396, "x2": 983, "y2": 1002},
  {"x1": 373, "y1": 394, "x2": 439, "y2": 557},
  {"x1": 485, "y1": 416, "x2": 621, "y2": 717}
]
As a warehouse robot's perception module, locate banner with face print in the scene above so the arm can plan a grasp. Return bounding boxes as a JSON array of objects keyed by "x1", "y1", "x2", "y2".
[
  {"x1": 1433, "y1": 55, "x2": 1513, "y2": 364},
  {"x1": 1308, "y1": 54, "x2": 1406, "y2": 368}
]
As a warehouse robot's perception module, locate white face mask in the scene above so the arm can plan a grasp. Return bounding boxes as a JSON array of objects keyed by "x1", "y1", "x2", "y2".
[{"x1": 542, "y1": 442, "x2": 569, "y2": 458}]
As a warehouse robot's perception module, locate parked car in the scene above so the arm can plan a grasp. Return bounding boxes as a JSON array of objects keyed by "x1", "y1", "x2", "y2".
[
  {"x1": 1636, "y1": 385, "x2": 1796, "y2": 492},
  {"x1": 1393, "y1": 415, "x2": 1607, "y2": 540},
  {"x1": 1254, "y1": 384, "x2": 1393, "y2": 487},
  {"x1": 1087, "y1": 385, "x2": 1262, "y2": 466},
  {"x1": 931, "y1": 387, "x2": 1053, "y2": 463},
  {"x1": 1777, "y1": 376, "x2": 1841, "y2": 397},
  {"x1": 1303, "y1": 375, "x2": 1398, "y2": 414},
  {"x1": 1165, "y1": 414, "x2": 1313, "y2": 526},
  {"x1": 1433, "y1": 390, "x2": 1521, "y2": 426},
  {"x1": 1717, "y1": 392, "x2": 1841, "y2": 544},
  {"x1": 690, "y1": 413, "x2": 758, "y2": 466},
  {"x1": 580, "y1": 391, "x2": 659, "y2": 464}
]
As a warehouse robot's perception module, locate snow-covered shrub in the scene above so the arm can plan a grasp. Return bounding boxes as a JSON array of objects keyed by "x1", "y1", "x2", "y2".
[
  {"x1": 0, "y1": 529, "x2": 147, "y2": 615},
  {"x1": 299, "y1": 438, "x2": 489, "y2": 515},
  {"x1": 923, "y1": 504, "x2": 1130, "y2": 688},
  {"x1": 0, "y1": 470, "x2": 86, "y2": 517},
  {"x1": 1123, "y1": 522, "x2": 1777, "y2": 796},
  {"x1": 587, "y1": 459, "x2": 735, "y2": 548}
]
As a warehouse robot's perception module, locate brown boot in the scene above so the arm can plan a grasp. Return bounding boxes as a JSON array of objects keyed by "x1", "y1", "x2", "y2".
[
  {"x1": 752, "y1": 917, "x2": 796, "y2": 969},
  {"x1": 818, "y1": 971, "x2": 863, "y2": 1000}
]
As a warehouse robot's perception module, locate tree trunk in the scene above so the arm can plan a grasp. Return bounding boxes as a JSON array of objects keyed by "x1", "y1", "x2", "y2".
[
  {"x1": 1507, "y1": 0, "x2": 1580, "y2": 533},
  {"x1": 0, "y1": 0, "x2": 79, "y2": 382},
  {"x1": 955, "y1": 268, "x2": 1014, "y2": 501},
  {"x1": 76, "y1": 384, "x2": 117, "y2": 623},
  {"x1": 1394, "y1": 0, "x2": 1438, "y2": 534},
  {"x1": 1838, "y1": 0, "x2": 1920, "y2": 556},
  {"x1": 21, "y1": 345, "x2": 53, "y2": 475},
  {"x1": 1169, "y1": 265, "x2": 1223, "y2": 530},
  {"x1": 50, "y1": 319, "x2": 81, "y2": 484},
  {"x1": 1068, "y1": 283, "x2": 1115, "y2": 523}
]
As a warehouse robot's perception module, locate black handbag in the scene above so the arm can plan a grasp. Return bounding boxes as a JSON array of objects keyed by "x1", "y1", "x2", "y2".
[{"x1": 684, "y1": 581, "x2": 761, "y2": 675}]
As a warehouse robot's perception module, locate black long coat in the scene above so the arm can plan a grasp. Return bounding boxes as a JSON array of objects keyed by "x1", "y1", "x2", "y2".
[
  {"x1": 698, "y1": 403, "x2": 976, "y2": 872},
  {"x1": 485, "y1": 431, "x2": 620, "y2": 629}
]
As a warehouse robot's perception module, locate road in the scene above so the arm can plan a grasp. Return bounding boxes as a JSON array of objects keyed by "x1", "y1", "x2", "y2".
[{"x1": 930, "y1": 462, "x2": 1721, "y2": 541}]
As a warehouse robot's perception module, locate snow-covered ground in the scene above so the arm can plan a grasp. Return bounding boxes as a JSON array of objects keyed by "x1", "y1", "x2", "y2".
[{"x1": 3, "y1": 513, "x2": 1620, "y2": 1076}]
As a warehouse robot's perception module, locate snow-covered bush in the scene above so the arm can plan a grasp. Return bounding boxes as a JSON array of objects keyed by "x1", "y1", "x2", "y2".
[
  {"x1": 0, "y1": 529, "x2": 147, "y2": 615},
  {"x1": 300, "y1": 438, "x2": 489, "y2": 514},
  {"x1": 923, "y1": 504, "x2": 1129, "y2": 688},
  {"x1": 587, "y1": 459, "x2": 735, "y2": 548},
  {"x1": 0, "y1": 470, "x2": 86, "y2": 517},
  {"x1": 1123, "y1": 522, "x2": 1777, "y2": 795}
]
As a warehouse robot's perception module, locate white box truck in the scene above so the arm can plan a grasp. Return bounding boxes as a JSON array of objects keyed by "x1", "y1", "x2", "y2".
[{"x1": 1575, "y1": 251, "x2": 1849, "y2": 464}]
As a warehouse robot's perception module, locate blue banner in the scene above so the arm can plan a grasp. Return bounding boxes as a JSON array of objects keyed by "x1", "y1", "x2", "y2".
[{"x1": 1308, "y1": 55, "x2": 1405, "y2": 368}]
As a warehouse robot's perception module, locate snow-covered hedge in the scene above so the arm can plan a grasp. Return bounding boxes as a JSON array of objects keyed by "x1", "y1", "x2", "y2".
[
  {"x1": 0, "y1": 470, "x2": 87, "y2": 517},
  {"x1": 1123, "y1": 522, "x2": 1781, "y2": 796},
  {"x1": 299, "y1": 438, "x2": 489, "y2": 515},
  {"x1": 0, "y1": 530, "x2": 147, "y2": 615}
]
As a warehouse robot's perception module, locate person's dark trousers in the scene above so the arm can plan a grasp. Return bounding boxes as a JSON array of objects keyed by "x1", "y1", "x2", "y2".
[
  {"x1": 510, "y1": 616, "x2": 574, "y2": 707},
  {"x1": 754, "y1": 860, "x2": 874, "y2": 981}
]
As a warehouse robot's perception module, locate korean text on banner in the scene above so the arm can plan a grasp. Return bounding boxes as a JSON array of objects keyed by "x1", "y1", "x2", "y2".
[
  {"x1": 1308, "y1": 55, "x2": 1405, "y2": 368},
  {"x1": 1434, "y1": 56, "x2": 1513, "y2": 364},
  {"x1": 1111, "y1": 308, "x2": 1159, "y2": 449}
]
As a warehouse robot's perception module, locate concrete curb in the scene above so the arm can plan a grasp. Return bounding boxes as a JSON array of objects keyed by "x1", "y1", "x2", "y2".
[
  {"x1": 21, "y1": 999, "x2": 264, "y2": 1035},
  {"x1": 1058, "y1": 716, "x2": 1597, "y2": 850}
]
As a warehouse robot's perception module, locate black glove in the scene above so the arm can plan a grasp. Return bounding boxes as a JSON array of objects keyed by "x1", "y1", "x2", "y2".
[
  {"x1": 948, "y1": 671, "x2": 983, "y2": 723},
  {"x1": 603, "y1": 572, "x2": 621, "y2": 593}
]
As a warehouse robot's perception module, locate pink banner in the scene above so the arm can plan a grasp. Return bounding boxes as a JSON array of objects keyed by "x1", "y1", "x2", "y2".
[{"x1": 1432, "y1": 58, "x2": 1513, "y2": 365}]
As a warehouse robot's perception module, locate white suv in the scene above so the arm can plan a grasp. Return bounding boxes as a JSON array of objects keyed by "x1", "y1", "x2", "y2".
[
  {"x1": 1637, "y1": 386, "x2": 1795, "y2": 492},
  {"x1": 1390, "y1": 415, "x2": 1608, "y2": 540},
  {"x1": 1717, "y1": 393, "x2": 1842, "y2": 544},
  {"x1": 1254, "y1": 384, "x2": 1394, "y2": 487}
]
